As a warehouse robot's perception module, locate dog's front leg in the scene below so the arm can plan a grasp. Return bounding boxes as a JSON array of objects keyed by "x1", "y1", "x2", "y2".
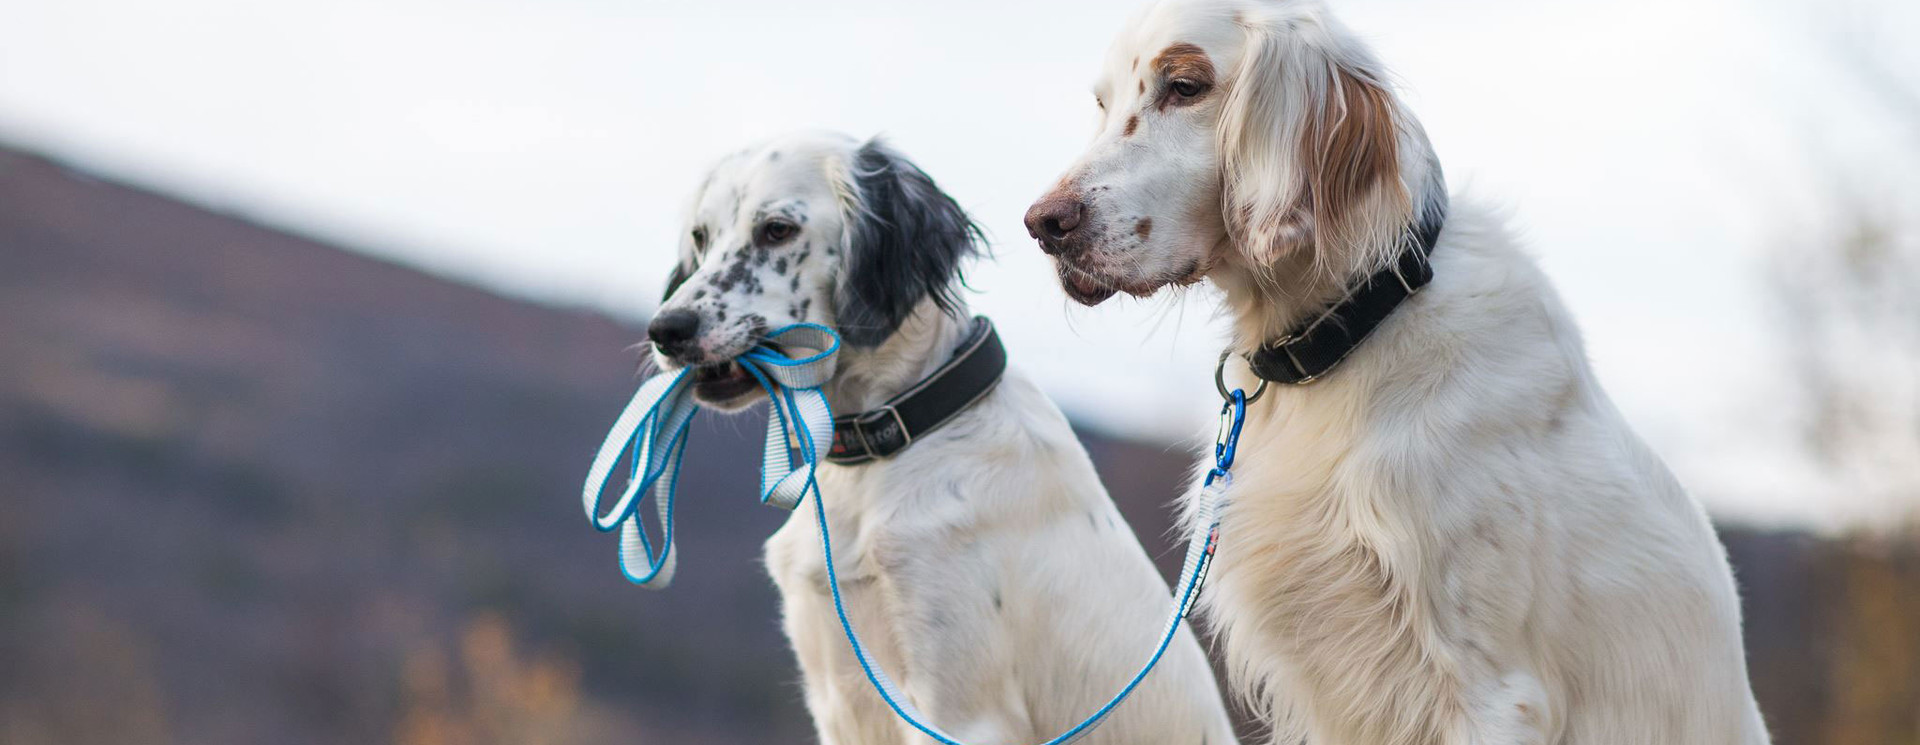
[
  {"x1": 890, "y1": 681, "x2": 1034, "y2": 745},
  {"x1": 1458, "y1": 671, "x2": 1551, "y2": 745},
  {"x1": 887, "y1": 558, "x2": 1036, "y2": 745},
  {"x1": 888, "y1": 636, "x2": 1035, "y2": 745}
]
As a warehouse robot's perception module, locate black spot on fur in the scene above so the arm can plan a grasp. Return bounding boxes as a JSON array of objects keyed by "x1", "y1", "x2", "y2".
[
  {"x1": 714, "y1": 254, "x2": 753, "y2": 292},
  {"x1": 836, "y1": 138, "x2": 984, "y2": 347},
  {"x1": 790, "y1": 275, "x2": 801, "y2": 292},
  {"x1": 774, "y1": 257, "x2": 788, "y2": 274}
]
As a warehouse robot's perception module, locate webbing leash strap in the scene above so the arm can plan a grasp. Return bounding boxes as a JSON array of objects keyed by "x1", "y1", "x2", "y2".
[
  {"x1": 581, "y1": 324, "x2": 840, "y2": 588},
  {"x1": 580, "y1": 323, "x2": 1248, "y2": 745},
  {"x1": 837, "y1": 391, "x2": 1240, "y2": 745}
]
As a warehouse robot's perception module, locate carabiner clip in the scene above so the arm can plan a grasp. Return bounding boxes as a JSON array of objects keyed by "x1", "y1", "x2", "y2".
[{"x1": 1207, "y1": 389, "x2": 1247, "y2": 484}]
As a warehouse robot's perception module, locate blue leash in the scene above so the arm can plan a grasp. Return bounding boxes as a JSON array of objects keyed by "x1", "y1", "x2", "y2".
[{"x1": 582, "y1": 324, "x2": 1250, "y2": 744}]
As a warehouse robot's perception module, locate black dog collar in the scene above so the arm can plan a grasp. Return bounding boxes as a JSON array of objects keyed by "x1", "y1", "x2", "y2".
[
  {"x1": 827, "y1": 316, "x2": 1006, "y2": 465},
  {"x1": 1245, "y1": 200, "x2": 1449, "y2": 385}
]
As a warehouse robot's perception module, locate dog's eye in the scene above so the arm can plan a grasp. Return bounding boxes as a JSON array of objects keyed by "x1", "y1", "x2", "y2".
[
  {"x1": 690, "y1": 227, "x2": 708, "y2": 250},
  {"x1": 757, "y1": 219, "x2": 798, "y2": 245},
  {"x1": 1169, "y1": 79, "x2": 1208, "y2": 100}
]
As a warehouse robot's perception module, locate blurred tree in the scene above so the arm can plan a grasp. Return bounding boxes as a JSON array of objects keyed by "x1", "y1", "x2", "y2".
[
  {"x1": 1767, "y1": 0, "x2": 1920, "y2": 529},
  {"x1": 1759, "y1": 2, "x2": 1920, "y2": 743}
]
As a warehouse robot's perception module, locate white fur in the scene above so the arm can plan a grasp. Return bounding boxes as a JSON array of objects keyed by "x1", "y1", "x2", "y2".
[
  {"x1": 665, "y1": 133, "x2": 1240, "y2": 744},
  {"x1": 1030, "y1": 2, "x2": 1772, "y2": 743}
]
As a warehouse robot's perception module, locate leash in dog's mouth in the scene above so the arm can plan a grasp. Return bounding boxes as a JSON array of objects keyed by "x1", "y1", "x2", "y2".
[{"x1": 688, "y1": 360, "x2": 758, "y2": 400}]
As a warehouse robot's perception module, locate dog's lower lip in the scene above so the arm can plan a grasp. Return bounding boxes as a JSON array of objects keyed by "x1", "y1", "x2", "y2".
[{"x1": 1059, "y1": 264, "x2": 1119, "y2": 305}]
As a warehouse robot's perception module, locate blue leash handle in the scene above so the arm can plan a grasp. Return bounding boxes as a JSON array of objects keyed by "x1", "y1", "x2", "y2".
[
  {"x1": 581, "y1": 325, "x2": 1248, "y2": 744},
  {"x1": 581, "y1": 324, "x2": 840, "y2": 588}
]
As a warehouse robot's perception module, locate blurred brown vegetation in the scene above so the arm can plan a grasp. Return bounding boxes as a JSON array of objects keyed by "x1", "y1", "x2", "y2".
[
  {"x1": 1736, "y1": 535, "x2": 1920, "y2": 745},
  {"x1": 391, "y1": 614, "x2": 582, "y2": 745}
]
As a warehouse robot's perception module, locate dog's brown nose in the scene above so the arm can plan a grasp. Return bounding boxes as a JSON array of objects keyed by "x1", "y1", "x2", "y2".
[{"x1": 1024, "y1": 191, "x2": 1085, "y2": 255}]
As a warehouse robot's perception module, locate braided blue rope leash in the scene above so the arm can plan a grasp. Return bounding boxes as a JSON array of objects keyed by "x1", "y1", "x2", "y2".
[{"x1": 582, "y1": 324, "x2": 1249, "y2": 744}]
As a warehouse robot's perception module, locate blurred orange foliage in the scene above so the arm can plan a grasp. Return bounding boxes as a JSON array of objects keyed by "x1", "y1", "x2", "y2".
[{"x1": 392, "y1": 614, "x2": 585, "y2": 745}]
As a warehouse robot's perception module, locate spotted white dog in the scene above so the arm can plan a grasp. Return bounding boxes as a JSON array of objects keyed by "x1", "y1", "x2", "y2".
[
  {"x1": 1025, "y1": 1, "x2": 1770, "y2": 743},
  {"x1": 650, "y1": 131, "x2": 1238, "y2": 745}
]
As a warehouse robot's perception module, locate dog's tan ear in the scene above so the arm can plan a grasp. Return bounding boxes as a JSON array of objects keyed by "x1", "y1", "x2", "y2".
[
  {"x1": 1304, "y1": 67, "x2": 1403, "y2": 265},
  {"x1": 1219, "y1": 24, "x2": 1408, "y2": 268}
]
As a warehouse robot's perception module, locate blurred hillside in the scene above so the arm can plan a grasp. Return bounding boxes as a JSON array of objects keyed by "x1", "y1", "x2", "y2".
[{"x1": 1, "y1": 144, "x2": 1915, "y2": 744}]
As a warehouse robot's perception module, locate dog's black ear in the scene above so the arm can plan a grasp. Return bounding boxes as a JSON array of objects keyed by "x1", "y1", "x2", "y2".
[
  {"x1": 837, "y1": 139, "x2": 983, "y2": 347},
  {"x1": 661, "y1": 261, "x2": 691, "y2": 303}
]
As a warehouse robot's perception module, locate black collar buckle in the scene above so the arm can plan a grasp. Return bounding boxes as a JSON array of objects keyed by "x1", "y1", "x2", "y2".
[
  {"x1": 825, "y1": 317, "x2": 1006, "y2": 466},
  {"x1": 829, "y1": 405, "x2": 911, "y2": 464}
]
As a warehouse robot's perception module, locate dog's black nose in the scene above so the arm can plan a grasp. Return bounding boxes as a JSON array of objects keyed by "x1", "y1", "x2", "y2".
[
  {"x1": 1024, "y1": 191, "x2": 1085, "y2": 255},
  {"x1": 647, "y1": 309, "x2": 702, "y2": 358}
]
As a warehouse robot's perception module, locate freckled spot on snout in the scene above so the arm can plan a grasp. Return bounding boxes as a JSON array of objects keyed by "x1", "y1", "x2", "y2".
[
  {"x1": 1134, "y1": 217, "x2": 1152, "y2": 239},
  {"x1": 1138, "y1": 80, "x2": 1145, "y2": 94},
  {"x1": 1123, "y1": 115, "x2": 1139, "y2": 137}
]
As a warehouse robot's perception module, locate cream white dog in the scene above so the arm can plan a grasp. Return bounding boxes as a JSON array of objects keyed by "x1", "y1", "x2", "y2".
[
  {"x1": 1024, "y1": 2, "x2": 1770, "y2": 743},
  {"x1": 650, "y1": 131, "x2": 1238, "y2": 745}
]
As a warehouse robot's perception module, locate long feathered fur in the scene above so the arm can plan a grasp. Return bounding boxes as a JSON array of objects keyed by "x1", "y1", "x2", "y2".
[{"x1": 1029, "y1": 1, "x2": 1775, "y2": 742}]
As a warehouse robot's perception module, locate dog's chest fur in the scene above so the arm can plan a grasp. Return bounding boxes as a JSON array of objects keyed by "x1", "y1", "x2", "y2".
[
  {"x1": 763, "y1": 370, "x2": 1240, "y2": 745},
  {"x1": 1197, "y1": 202, "x2": 1763, "y2": 745}
]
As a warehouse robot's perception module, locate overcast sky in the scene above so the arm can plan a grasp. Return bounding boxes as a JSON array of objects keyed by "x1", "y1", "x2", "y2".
[{"x1": 3, "y1": 0, "x2": 1911, "y2": 527}]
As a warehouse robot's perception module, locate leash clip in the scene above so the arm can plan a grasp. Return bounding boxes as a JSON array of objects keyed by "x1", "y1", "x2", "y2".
[{"x1": 1207, "y1": 388, "x2": 1247, "y2": 485}]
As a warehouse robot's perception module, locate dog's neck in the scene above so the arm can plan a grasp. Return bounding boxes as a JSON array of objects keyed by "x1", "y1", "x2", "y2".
[
  {"x1": 825, "y1": 299, "x2": 973, "y2": 416},
  {"x1": 1211, "y1": 132, "x2": 1447, "y2": 358}
]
